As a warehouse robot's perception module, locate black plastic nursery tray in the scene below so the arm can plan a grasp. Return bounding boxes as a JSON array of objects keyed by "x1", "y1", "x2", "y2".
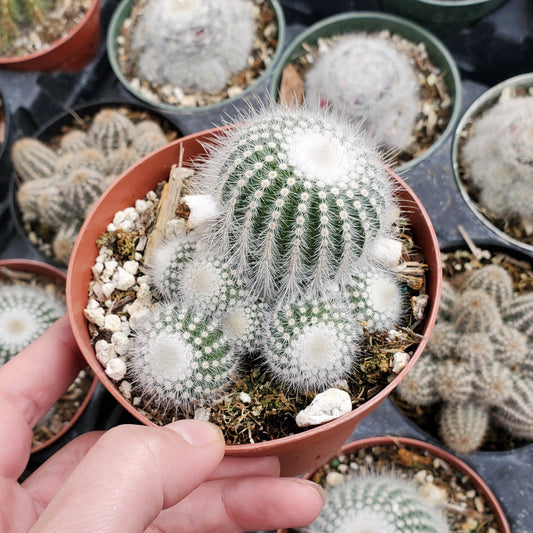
[{"x1": 1, "y1": 0, "x2": 532, "y2": 531}]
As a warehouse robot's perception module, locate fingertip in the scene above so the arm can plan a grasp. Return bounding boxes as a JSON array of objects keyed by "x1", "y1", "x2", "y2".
[
  {"x1": 165, "y1": 419, "x2": 225, "y2": 447},
  {"x1": 294, "y1": 479, "x2": 327, "y2": 508}
]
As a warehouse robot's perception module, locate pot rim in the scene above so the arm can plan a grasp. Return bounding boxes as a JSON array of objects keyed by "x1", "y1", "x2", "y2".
[
  {"x1": 106, "y1": 0, "x2": 286, "y2": 113},
  {"x1": 66, "y1": 126, "x2": 442, "y2": 454},
  {"x1": 268, "y1": 10, "x2": 463, "y2": 173},
  {"x1": 451, "y1": 72, "x2": 533, "y2": 255}
]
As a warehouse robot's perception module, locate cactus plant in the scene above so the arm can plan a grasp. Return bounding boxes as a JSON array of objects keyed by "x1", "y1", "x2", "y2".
[
  {"x1": 502, "y1": 292, "x2": 533, "y2": 343},
  {"x1": 464, "y1": 264, "x2": 513, "y2": 308},
  {"x1": 433, "y1": 360, "x2": 474, "y2": 403},
  {"x1": 0, "y1": 284, "x2": 65, "y2": 364},
  {"x1": 396, "y1": 355, "x2": 437, "y2": 406},
  {"x1": 127, "y1": 303, "x2": 238, "y2": 411},
  {"x1": 461, "y1": 95, "x2": 533, "y2": 225},
  {"x1": 197, "y1": 106, "x2": 399, "y2": 299},
  {"x1": 130, "y1": 0, "x2": 256, "y2": 93},
  {"x1": 452, "y1": 288, "x2": 502, "y2": 333},
  {"x1": 304, "y1": 33, "x2": 420, "y2": 152},
  {"x1": 88, "y1": 108, "x2": 135, "y2": 156},
  {"x1": 437, "y1": 280, "x2": 457, "y2": 320},
  {"x1": 304, "y1": 471, "x2": 450, "y2": 533},
  {"x1": 11, "y1": 137, "x2": 58, "y2": 182}
]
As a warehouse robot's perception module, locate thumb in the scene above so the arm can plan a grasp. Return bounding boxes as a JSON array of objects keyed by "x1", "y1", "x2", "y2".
[{"x1": 31, "y1": 420, "x2": 225, "y2": 533}]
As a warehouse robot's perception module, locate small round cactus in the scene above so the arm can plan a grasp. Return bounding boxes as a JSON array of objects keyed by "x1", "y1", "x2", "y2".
[
  {"x1": 52, "y1": 223, "x2": 82, "y2": 265},
  {"x1": 502, "y1": 292, "x2": 533, "y2": 343},
  {"x1": 438, "y1": 280, "x2": 457, "y2": 320},
  {"x1": 305, "y1": 471, "x2": 450, "y2": 533},
  {"x1": 263, "y1": 296, "x2": 360, "y2": 393},
  {"x1": 395, "y1": 356, "x2": 437, "y2": 406},
  {"x1": 130, "y1": 0, "x2": 256, "y2": 93},
  {"x1": 455, "y1": 332, "x2": 494, "y2": 366},
  {"x1": 64, "y1": 167, "x2": 107, "y2": 216},
  {"x1": 0, "y1": 284, "x2": 65, "y2": 364},
  {"x1": 221, "y1": 299, "x2": 266, "y2": 353},
  {"x1": 127, "y1": 303, "x2": 238, "y2": 411},
  {"x1": 107, "y1": 147, "x2": 140, "y2": 177},
  {"x1": 11, "y1": 137, "x2": 58, "y2": 182},
  {"x1": 425, "y1": 322, "x2": 460, "y2": 360},
  {"x1": 490, "y1": 324, "x2": 528, "y2": 365},
  {"x1": 452, "y1": 288, "x2": 502, "y2": 334},
  {"x1": 132, "y1": 129, "x2": 168, "y2": 158},
  {"x1": 59, "y1": 129, "x2": 90, "y2": 152},
  {"x1": 472, "y1": 359, "x2": 514, "y2": 405},
  {"x1": 88, "y1": 108, "x2": 135, "y2": 156},
  {"x1": 464, "y1": 264, "x2": 513, "y2": 308},
  {"x1": 433, "y1": 360, "x2": 474, "y2": 403},
  {"x1": 439, "y1": 401, "x2": 490, "y2": 455},
  {"x1": 304, "y1": 33, "x2": 420, "y2": 152},
  {"x1": 197, "y1": 106, "x2": 399, "y2": 299}
]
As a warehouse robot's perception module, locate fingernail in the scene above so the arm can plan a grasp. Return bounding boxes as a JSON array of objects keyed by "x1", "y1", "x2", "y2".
[
  {"x1": 166, "y1": 419, "x2": 224, "y2": 446},
  {"x1": 294, "y1": 479, "x2": 327, "y2": 506}
]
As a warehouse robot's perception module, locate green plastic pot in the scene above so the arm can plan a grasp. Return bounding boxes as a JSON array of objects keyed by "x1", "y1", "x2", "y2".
[
  {"x1": 107, "y1": 0, "x2": 286, "y2": 114},
  {"x1": 269, "y1": 11, "x2": 462, "y2": 173},
  {"x1": 451, "y1": 72, "x2": 533, "y2": 254},
  {"x1": 379, "y1": 0, "x2": 509, "y2": 37}
]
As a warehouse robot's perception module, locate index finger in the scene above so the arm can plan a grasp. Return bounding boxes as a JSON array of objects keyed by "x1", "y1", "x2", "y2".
[{"x1": 0, "y1": 315, "x2": 84, "y2": 478}]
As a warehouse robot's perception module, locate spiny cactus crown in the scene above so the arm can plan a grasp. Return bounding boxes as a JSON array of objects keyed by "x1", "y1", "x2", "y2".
[
  {"x1": 131, "y1": 0, "x2": 256, "y2": 93},
  {"x1": 396, "y1": 263, "x2": 533, "y2": 453},
  {"x1": 304, "y1": 471, "x2": 450, "y2": 533},
  {"x1": 128, "y1": 303, "x2": 238, "y2": 411},
  {"x1": 462, "y1": 95, "x2": 533, "y2": 223},
  {"x1": 196, "y1": 106, "x2": 399, "y2": 300},
  {"x1": 0, "y1": 284, "x2": 65, "y2": 364},
  {"x1": 13, "y1": 108, "x2": 170, "y2": 265},
  {"x1": 304, "y1": 33, "x2": 420, "y2": 152}
]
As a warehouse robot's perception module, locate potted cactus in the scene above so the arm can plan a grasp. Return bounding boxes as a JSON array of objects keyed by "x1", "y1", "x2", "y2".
[
  {"x1": 9, "y1": 100, "x2": 181, "y2": 267},
  {"x1": 0, "y1": 0, "x2": 101, "y2": 71},
  {"x1": 394, "y1": 242, "x2": 533, "y2": 455},
  {"x1": 107, "y1": 0, "x2": 285, "y2": 113},
  {"x1": 269, "y1": 11, "x2": 462, "y2": 172},
  {"x1": 452, "y1": 73, "x2": 533, "y2": 254},
  {"x1": 277, "y1": 436, "x2": 510, "y2": 533},
  {"x1": 0, "y1": 259, "x2": 97, "y2": 453},
  {"x1": 66, "y1": 105, "x2": 441, "y2": 476}
]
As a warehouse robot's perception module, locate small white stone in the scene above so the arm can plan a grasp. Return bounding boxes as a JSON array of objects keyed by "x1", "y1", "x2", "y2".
[
  {"x1": 134, "y1": 252, "x2": 143, "y2": 261},
  {"x1": 419, "y1": 482, "x2": 448, "y2": 507},
  {"x1": 180, "y1": 194, "x2": 220, "y2": 231},
  {"x1": 113, "y1": 211, "x2": 126, "y2": 226},
  {"x1": 194, "y1": 407, "x2": 211, "y2": 421},
  {"x1": 86, "y1": 298, "x2": 100, "y2": 310},
  {"x1": 411, "y1": 294, "x2": 429, "y2": 320},
  {"x1": 368, "y1": 236, "x2": 403, "y2": 267},
  {"x1": 102, "y1": 282, "x2": 116, "y2": 298},
  {"x1": 392, "y1": 352, "x2": 410, "y2": 373},
  {"x1": 104, "y1": 314, "x2": 122, "y2": 332},
  {"x1": 239, "y1": 391, "x2": 252, "y2": 404},
  {"x1": 135, "y1": 199, "x2": 150, "y2": 213},
  {"x1": 111, "y1": 331, "x2": 131, "y2": 355},
  {"x1": 92, "y1": 262, "x2": 104, "y2": 276},
  {"x1": 295, "y1": 388, "x2": 352, "y2": 427},
  {"x1": 119, "y1": 380, "x2": 132, "y2": 399},
  {"x1": 325, "y1": 472, "x2": 344, "y2": 487},
  {"x1": 84, "y1": 307, "x2": 105, "y2": 327},
  {"x1": 105, "y1": 357, "x2": 127, "y2": 380},
  {"x1": 107, "y1": 223, "x2": 117, "y2": 232},
  {"x1": 136, "y1": 282, "x2": 151, "y2": 299},
  {"x1": 112, "y1": 267, "x2": 136, "y2": 291},
  {"x1": 95, "y1": 339, "x2": 116, "y2": 366},
  {"x1": 123, "y1": 260, "x2": 139, "y2": 276},
  {"x1": 103, "y1": 260, "x2": 118, "y2": 278}
]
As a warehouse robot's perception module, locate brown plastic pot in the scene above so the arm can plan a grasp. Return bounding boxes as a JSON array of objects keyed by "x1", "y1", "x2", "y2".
[
  {"x1": 0, "y1": 0, "x2": 101, "y2": 72},
  {"x1": 66, "y1": 128, "x2": 442, "y2": 476},
  {"x1": 277, "y1": 435, "x2": 511, "y2": 533},
  {"x1": 0, "y1": 259, "x2": 98, "y2": 453}
]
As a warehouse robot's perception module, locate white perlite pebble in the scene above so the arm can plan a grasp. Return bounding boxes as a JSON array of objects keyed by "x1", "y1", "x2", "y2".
[
  {"x1": 368, "y1": 236, "x2": 403, "y2": 267},
  {"x1": 104, "y1": 314, "x2": 122, "y2": 332},
  {"x1": 102, "y1": 282, "x2": 115, "y2": 298},
  {"x1": 419, "y1": 482, "x2": 448, "y2": 507},
  {"x1": 392, "y1": 352, "x2": 410, "y2": 373},
  {"x1": 111, "y1": 331, "x2": 131, "y2": 355},
  {"x1": 95, "y1": 339, "x2": 116, "y2": 366},
  {"x1": 325, "y1": 471, "x2": 345, "y2": 487},
  {"x1": 239, "y1": 391, "x2": 252, "y2": 404},
  {"x1": 84, "y1": 307, "x2": 105, "y2": 327},
  {"x1": 119, "y1": 380, "x2": 132, "y2": 399},
  {"x1": 180, "y1": 194, "x2": 220, "y2": 231},
  {"x1": 295, "y1": 388, "x2": 352, "y2": 428},
  {"x1": 123, "y1": 260, "x2": 139, "y2": 276},
  {"x1": 105, "y1": 358, "x2": 127, "y2": 380},
  {"x1": 194, "y1": 407, "x2": 211, "y2": 421},
  {"x1": 112, "y1": 267, "x2": 136, "y2": 291}
]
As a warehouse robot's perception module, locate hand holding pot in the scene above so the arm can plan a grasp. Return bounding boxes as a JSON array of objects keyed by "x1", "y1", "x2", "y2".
[{"x1": 0, "y1": 316, "x2": 325, "y2": 532}]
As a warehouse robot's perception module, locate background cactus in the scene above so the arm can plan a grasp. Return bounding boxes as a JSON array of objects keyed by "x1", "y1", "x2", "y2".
[
  {"x1": 13, "y1": 107, "x2": 173, "y2": 265},
  {"x1": 130, "y1": 0, "x2": 256, "y2": 93},
  {"x1": 397, "y1": 263, "x2": 533, "y2": 453},
  {"x1": 304, "y1": 33, "x2": 420, "y2": 152},
  {"x1": 461, "y1": 95, "x2": 533, "y2": 226},
  {"x1": 0, "y1": 284, "x2": 65, "y2": 364},
  {"x1": 304, "y1": 471, "x2": 450, "y2": 533}
]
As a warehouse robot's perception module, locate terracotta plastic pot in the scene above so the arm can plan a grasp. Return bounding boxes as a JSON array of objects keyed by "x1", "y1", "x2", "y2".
[
  {"x1": 107, "y1": 0, "x2": 286, "y2": 113},
  {"x1": 451, "y1": 72, "x2": 533, "y2": 255},
  {"x1": 0, "y1": 0, "x2": 101, "y2": 72},
  {"x1": 66, "y1": 128, "x2": 442, "y2": 476},
  {"x1": 277, "y1": 435, "x2": 511, "y2": 533},
  {"x1": 0, "y1": 258, "x2": 98, "y2": 453},
  {"x1": 379, "y1": 0, "x2": 509, "y2": 37},
  {"x1": 268, "y1": 11, "x2": 462, "y2": 173}
]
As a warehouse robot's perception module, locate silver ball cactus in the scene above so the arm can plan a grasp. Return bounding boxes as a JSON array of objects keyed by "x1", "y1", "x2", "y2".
[
  {"x1": 462, "y1": 95, "x2": 533, "y2": 225},
  {"x1": 304, "y1": 33, "x2": 420, "y2": 152},
  {"x1": 452, "y1": 288, "x2": 502, "y2": 334},
  {"x1": 11, "y1": 138, "x2": 58, "y2": 182},
  {"x1": 396, "y1": 355, "x2": 437, "y2": 406},
  {"x1": 502, "y1": 292, "x2": 533, "y2": 343},
  {"x1": 305, "y1": 471, "x2": 450, "y2": 533},
  {"x1": 263, "y1": 296, "x2": 360, "y2": 392},
  {"x1": 464, "y1": 264, "x2": 513, "y2": 308},
  {"x1": 88, "y1": 108, "x2": 135, "y2": 156},
  {"x1": 197, "y1": 106, "x2": 399, "y2": 299},
  {"x1": 0, "y1": 284, "x2": 65, "y2": 364},
  {"x1": 130, "y1": 0, "x2": 256, "y2": 93},
  {"x1": 127, "y1": 303, "x2": 238, "y2": 411}
]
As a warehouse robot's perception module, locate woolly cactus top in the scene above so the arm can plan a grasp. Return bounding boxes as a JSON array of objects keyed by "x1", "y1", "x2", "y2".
[{"x1": 304, "y1": 33, "x2": 420, "y2": 152}]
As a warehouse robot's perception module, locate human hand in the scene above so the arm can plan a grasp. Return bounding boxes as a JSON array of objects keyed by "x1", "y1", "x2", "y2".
[{"x1": 0, "y1": 315, "x2": 325, "y2": 533}]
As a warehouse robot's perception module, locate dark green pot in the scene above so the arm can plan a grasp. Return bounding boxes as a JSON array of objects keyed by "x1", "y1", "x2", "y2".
[{"x1": 269, "y1": 11, "x2": 462, "y2": 173}]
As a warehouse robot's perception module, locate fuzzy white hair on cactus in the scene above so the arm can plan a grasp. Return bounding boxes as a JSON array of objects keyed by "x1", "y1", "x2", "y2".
[{"x1": 222, "y1": 300, "x2": 265, "y2": 353}]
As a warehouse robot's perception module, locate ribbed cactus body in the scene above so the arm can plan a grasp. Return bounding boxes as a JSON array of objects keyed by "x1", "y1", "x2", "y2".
[
  {"x1": 438, "y1": 280, "x2": 457, "y2": 320},
  {"x1": 52, "y1": 223, "x2": 82, "y2": 265},
  {"x1": 472, "y1": 359, "x2": 514, "y2": 405},
  {"x1": 396, "y1": 356, "x2": 437, "y2": 406},
  {"x1": 131, "y1": 0, "x2": 255, "y2": 93},
  {"x1": 455, "y1": 332, "x2": 494, "y2": 366},
  {"x1": 263, "y1": 296, "x2": 359, "y2": 392},
  {"x1": 305, "y1": 472, "x2": 450, "y2": 533},
  {"x1": 198, "y1": 107, "x2": 398, "y2": 299},
  {"x1": 490, "y1": 324, "x2": 528, "y2": 365},
  {"x1": 59, "y1": 129, "x2": 90, "y2": 152},
  {"x1": 56, "y1": 148, "x2": 108, "y2": 177},
  {"x1": 132, "y1": 130, "x2": 168, "y2": 158},
  {"x1": 64, "y1": 167, "x2": 107, "y2": 216},
  {"x1": 465, "y1": 264, "x2": 513, "y2": 308},
  {"x1": 128, "y1": 303, "x2": 237, "y2": 410},
  {"x1": 439, "y1": 401, "x2": 489, "y2": 455},
  {"x1": 345, "y1": 267, "x2": 403, "y2": 331},
  {"x1": 11, "y1": 138, "x2": 58, "y2": 182},
  {"x1": 107, "y1": 147, "x2": 140, "y2": 177},
  {"x1": 0, "y1": 284, "x2": 65, "y2": 364},
  {"x1": 36, "y1": 180, "x2": 73, "y2": 227},
  {"x1": 452, "y1": 288, "x2": 502, "y2": 333},
  {"x1": 222, "y1": 299, "x2": 266, "y2": 353},
  {"x1": 433, "y1": 360, "x2": 474, "y2": 403},
  {"x1": 304, "y1": 34, "x2": 419, "y2": 152},
  {"x1": 88, "y1": 109, "x2": 135, "y2": 156},
  {"x1": 426, "y1": 322, "x2": 459, "y2": 360},
  {"x1": 16, "y1": 177, "x2": 57, "y2": 222},
  {"x1": 502, "y1": 292, "x2": 533, "y2": 342}
]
